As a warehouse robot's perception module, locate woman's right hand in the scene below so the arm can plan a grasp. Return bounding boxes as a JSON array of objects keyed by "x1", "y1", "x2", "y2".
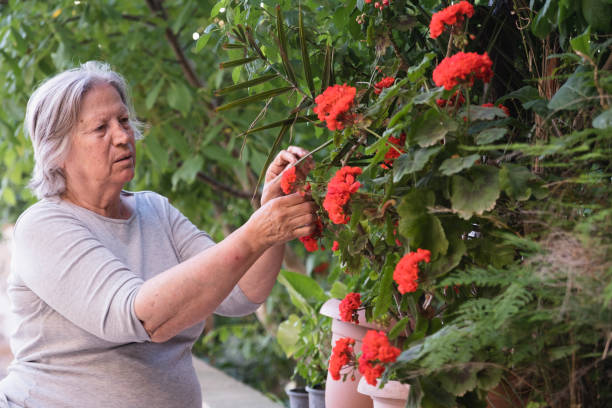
[{"x1": 245, "y1": 192, "x2": 318, "y2": 250}]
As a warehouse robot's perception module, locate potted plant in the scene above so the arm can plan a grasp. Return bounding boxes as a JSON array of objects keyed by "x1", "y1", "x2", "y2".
[
  {"x1": 212, "y1": 0, "x2": 612, "y2": 406},
  {"x1": 276, "y1": 270, "x2": 330, "y2": 408}
]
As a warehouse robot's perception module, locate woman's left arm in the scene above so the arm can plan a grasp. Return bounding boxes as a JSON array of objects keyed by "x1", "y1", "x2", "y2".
[{"x1": 237, "y1": 146, "x2": 314, "y2": 303}]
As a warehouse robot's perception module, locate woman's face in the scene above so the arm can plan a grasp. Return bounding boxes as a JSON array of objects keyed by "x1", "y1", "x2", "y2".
[{"x1": 63, "y1": 82, "x2": 136, "y2": 193}]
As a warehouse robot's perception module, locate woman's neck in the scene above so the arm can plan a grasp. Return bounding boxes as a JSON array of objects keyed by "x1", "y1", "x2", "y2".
[{"x1": 61, "y1": 188, "x2": 131, "y2": 219}]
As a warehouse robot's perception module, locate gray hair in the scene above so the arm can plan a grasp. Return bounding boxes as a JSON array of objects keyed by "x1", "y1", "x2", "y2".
[{"x1": 25, "y1": 61, "x2": 142, "y2": 199}]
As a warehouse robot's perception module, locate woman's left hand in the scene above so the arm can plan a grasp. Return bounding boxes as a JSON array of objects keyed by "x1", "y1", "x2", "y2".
[{"x1": 261, "y1": 146, "x2": 314, "y2": 205}]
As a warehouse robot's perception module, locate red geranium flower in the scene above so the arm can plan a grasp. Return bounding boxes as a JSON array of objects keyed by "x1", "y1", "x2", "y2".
[
  {"x1": 280, "y1": 166, "x2": 297, "y2": 194},
  {"x1": 436, "y1": 91, "x2": 466, "y2": 108},
  {"x1": 357, "y1": 330, "x2": 401, "y2": 385},
  {"x1": 329, "y1": 337, "x2": 356, "y2": 381},
  {"x1": 332, "y1": 240, "x2": 340, "y2": 251},
  {"x1": 481, "y1": 102, "x2": 510, "y2": 116},
  {"x1": 323, "y1": 166, "x2": 362, "y2": 224},
  {"x1": 381, "y1": 133, "x2": 406, "y2": 170},
  {"x1": 429, "y1": 1, "x2": 475, "y2": 39},
  {"x1": 313, "y1": 84, "x2": 357, "y2": 131},
  {"x1": 299, "y1": 217, "x2": 323, "y2": 252},
  {"x1": 393, "y1": 248, "x2": 431, "y2": 294},
  {"x1": 433, "y1": 52, "x2": 493, "y2": 90},
  {"x1": 339, "y1": 292, "x2": 361, "y2": 324},
  {"x1": 374, "y1": 77, "x2": 395, "y2": 95}
]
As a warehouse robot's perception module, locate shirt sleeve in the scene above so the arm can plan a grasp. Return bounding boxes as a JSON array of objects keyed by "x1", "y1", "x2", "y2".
[
  {"x1": 164, "y1": 197, "x2": 262, "y2": 317},
  {"x1": 12, "y1": 204, "x2": 150, "y2": 344}
]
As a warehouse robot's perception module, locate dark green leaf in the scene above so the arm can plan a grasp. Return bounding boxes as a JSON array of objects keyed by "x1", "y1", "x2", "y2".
[
  {"x1": 499, "y1": 164, "x2": 533, "y2": 201},
  {"x1": 592, "y1": 108, "x2": 612, "y2": 129},
  {"x1": 475, "y1": 127, "x2": 508, "y2": 145},
  {"x1": 548, "y1": 67, "x2": 596, "y2": 111},
  {"x1": 145, "y1": 78, "x2": 165, "y2": 110},
  {"x1": 279, "y1": 270, "x2": 329, "y2": 303},
  {"x1": 215, "y1": 74, "x2": 278, "y2": 95},
  {"x1": 215, "y1": 86, "x2": 294, "y2": 112},
  {"x1": 168, "y1": 82, "x2": 193, "y2": 116},
  {"x1": 276, "y1": 6, "x2": 297, "y2": 85},
  {"x1": 393, "y1": 146, "x2": 442, "y2": 182},
  {"x1": 321, "y1": 45, "x2": 333, "y2": 93},
  {"x1": 239, "y1": 115, "x2": 316, "y2": 136},
  {"x1": 451, "y1": 166, "x2": 500, "y2": 220},
  {"x1": 439, "y1": 154, "x2": 480, "y2": 176},
  {"x1": 299, "y1": 5, "x2": 315, "y2": 97},
  {"x1": 172, "y1": 156, "x2": 204, "y2": 188},
  {"x1": 412, "y1": 109, "x2": 458, "y2": 147},
  {"x1": 461, "y1": 106, "x2": 507, "y2": 121},
  {"x1": 388, "y1": 317, "x2": 411, "y2": 340},
  {"x1": 219, "y1": 56, "x2": 258, "y2": 69}
]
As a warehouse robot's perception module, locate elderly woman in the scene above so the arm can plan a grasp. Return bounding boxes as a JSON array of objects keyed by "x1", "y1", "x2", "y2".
[{"x1": 0, "y1": 61, "x2": 317, "y2": 408}]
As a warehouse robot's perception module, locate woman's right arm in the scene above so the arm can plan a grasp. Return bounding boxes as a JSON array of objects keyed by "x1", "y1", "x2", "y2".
[{"x1": 133, "y1": 192, "x2": 317, "y2": 343}]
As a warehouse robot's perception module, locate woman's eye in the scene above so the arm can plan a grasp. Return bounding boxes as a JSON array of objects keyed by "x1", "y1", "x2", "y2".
[
  {"x1": 120, "y1": 117, "x2": 129, "y2": 123},
  {"x1": 95, "y1": 124, "x2": 106, "y2": 132}
]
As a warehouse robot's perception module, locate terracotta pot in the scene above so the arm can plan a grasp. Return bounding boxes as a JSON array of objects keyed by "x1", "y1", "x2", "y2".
[
  {"x1": 286, "y1": 387, "x2": 309, "y2": 408},
  {"x1": 306, "y1": 385, "x2": 326, "y2": 408},
  {"x1": 320, "y1": 298, "x2": 390, "y2": 408},
  {"x1": 357, "y1": 377, "x2": 411, "y2": 408}
]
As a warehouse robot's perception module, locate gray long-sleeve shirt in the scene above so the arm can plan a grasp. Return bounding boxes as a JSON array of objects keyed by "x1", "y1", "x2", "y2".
[{"x1": 0, "y1": 190, "x2": 260, "y2": 408}]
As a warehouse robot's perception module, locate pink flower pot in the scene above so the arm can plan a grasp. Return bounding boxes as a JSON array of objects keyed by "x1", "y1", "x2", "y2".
[
  {"x1": 320, "y1": 299, "x2": 389, "y2": 408},
  {"x1": 357, "y1": 378, "x2": 411, "y2": 408}
]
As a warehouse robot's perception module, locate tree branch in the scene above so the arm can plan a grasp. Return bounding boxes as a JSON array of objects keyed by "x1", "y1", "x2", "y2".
[{"x1": 144, "y1": 0, "x2": 204, "y2": 89}]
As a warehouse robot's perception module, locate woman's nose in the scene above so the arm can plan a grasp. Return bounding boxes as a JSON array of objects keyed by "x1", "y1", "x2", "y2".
[{"x1": 110, "y1": 120, "x2": 132, "y2": 145}]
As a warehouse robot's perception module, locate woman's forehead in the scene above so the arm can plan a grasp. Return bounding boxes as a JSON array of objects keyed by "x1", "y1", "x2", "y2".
[{"x1": 79, "y1": 83, "x2": 128, "y2": 122}]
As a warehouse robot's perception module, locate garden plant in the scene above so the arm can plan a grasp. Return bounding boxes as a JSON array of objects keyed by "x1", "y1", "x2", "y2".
[{"x1": 0, "y1": 0, "x2": 611, "y2": 407}]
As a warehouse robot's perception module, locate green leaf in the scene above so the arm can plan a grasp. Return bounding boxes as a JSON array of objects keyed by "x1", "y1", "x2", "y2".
[
  {"x1": 451, "y1": 166, "x2": 500, "y2": 219},
  {"x1": 329, "y1": 281, "x2": 349, "y2": 299},
  {"x1": 280, "y1": 270, "x2": 328, "y2": 303},
  {"x1": 498, "y1": 85, "x2": 540, "y2": 104},
  {"x1": 171, "y1": 156, "x2": 204, "y2": 189},
  {"x1": 145, "y1": 78, "x2": 165, "y2": 110},
  {"x1": 277, "y1": 314, "x2": 302, "y2": 357},
  {"x1": 372, "y1": 255, "x2": 397, "y2": 319},
  {"x1": 476, "y1": 367, "x2": 503, "y2": 391},
  {"x1": 438, "y1": 368, "x2": 478, "y2": 396},
  {"x1": 215, "y1": 74, "x2": 278, "y2": 95},
  {"x1": 475, "y1": 127, "x2": 508, "y2": 145},
  {"x1": 548, "y1": 67, "x2": 596, "y2": 111},
  {"x1": 253, "y1": 120, "x2": 292, "y2": 193},
  {"x1": 406, "y1": 53, "x2": 435, "y2": 82},
  {"x1": 412, "y1": 109, "x2": 458, "y2": 147},
  {"x1": 143, "y1": 130, "x2": 168, "y2": 170},
  {"x1": 462, "y1": 105, "x2": 507, "y2": 121},
  {"x1": 500, "y1": 164, "x2": 533, "y2": 201},
  {"x1": 219, "y1": 56, "x2": 258, "y2": 69},
  {"x1": 195, "y1": 32, "x2": 212, "y2": 52},
  {"x1": 393, "y1": 146, "x2": 442, "y2": 182},
  {"x1": 428, "y1": 222, "x2": 466, "y2": 278},
  {"x1": 299, "y1": 5, "x2": 315, "y2": 97},
  {"x1": 168, "y1": 82, "x2": 193, "y2": 116},
  {"x1": 2, "y1": 187, "x2": 16, "y2": 206},
  {"x1": 439, "y1": 154, "x2": 480, "y2": 176},
  {"x1": 531, "y1": 0, "x2": 557, "y2": 39},
  {"x1": 276, "y1": 6, "x2": 297, "y2": 85},
  {"x1": 388, "y1": 317, "x2": 411, "y2": 340},
  {"x1": 570, "y1": 26, "x2": 591, "y2": 56},
  {"x1": 215, "y1": 86, "x2": 294, "y2": 112},
  {"x1": 397, "y1": 190, "x2": 449, "y2": 259},
  {"x1": 211, "y1": 0, "x2": 227, "y2": 18},
  {"x1": 592, "y1": 108, "x2": 612, "y2": 129}
]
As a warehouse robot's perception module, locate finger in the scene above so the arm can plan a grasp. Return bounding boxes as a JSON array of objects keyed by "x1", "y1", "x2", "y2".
[
  {"x1": 290, "y1": 213, "x2": 318, "y2": 230},
  {"x1": 275, "y1": 192, "x2": 312, "y2": 206},
  {"x1": 292, "y1": 223, "x2": 318, "y2": 238},
  {"x1": 287, "y1": 146, "x2": 310, "y2": 158}
]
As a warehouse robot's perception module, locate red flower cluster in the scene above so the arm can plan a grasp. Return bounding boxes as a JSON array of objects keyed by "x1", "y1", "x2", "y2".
[
  {"x1": 429, "y1": 1, "x2": 475, "y2": 39},
  {"x1": 393, "y1": 248, "x2": 431, "y2": 294},
  {"x1": 313, "y1": 84, "x2": 357, "y2": 131},
  {"x1": 436, "y1": 91, "x2": 466, "y2": 108},
  {"x1": 358, "y1": 330, "x2": 401, "y2": 385},
  {"x1": 323, "y1": 166, "x2": 362, "y2": 224},
  {"x1": 481, "y1": 102, "x2": 510, "y2": 116},
  {"x1": 374, "y1": 77, "x2": 394, "y2": 95},
  {"x1": 339, "y1": 292, "x2": 361, "y2": 324},
  {"x1": 299, "y1": 217, "x2": 323, "y2": 252},
  {"x1": 329, "y1": 337, "x2": 356, "y2": 381},
  {"x1": 381, "y1": 133, "x2": 406, "y2": 169},
  {"x1": 433, "y1": 52, "x2": 493, "y2": 91},
  {"x1": 281, "y1": 166, "x2": 297, "y2": 194},
  {"x1": 332, "y1": 240, "x2": 340, "y2": 251}
]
